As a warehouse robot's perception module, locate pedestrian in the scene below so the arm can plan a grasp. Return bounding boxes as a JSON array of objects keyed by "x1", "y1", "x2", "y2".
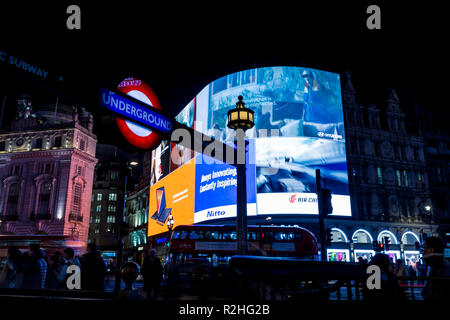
[
  {"x1": 421, "y1": 236, "x2": 450, "y2": 302},
  {"x1": 81, "y1": 243, "x2": 106, "y2": 291},
  {"x1": 63, "y1": 247, "x2": 81, "y2": 268},
  {"x1": 21, "y1": 244, "x2": 47, "y2": 289},
  {"x1": 364, "y1": 253, "x2": 405, "y2": 301},
  {"x1": 394, "y1": 259, "x2": 407, "y2": 278},
  {"x1": 0, "y1": 247, "x2": 23, "y2": 288},
  {"x1": 142, "y1": 248, "x2": 162, "y2": 300},
  {"x1": 46, "y1": 253, "x2": 68, "y2": 289}
]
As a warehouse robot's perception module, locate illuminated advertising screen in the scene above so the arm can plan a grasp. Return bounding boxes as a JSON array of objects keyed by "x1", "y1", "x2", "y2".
[
  {"x1": 170, "y1": 99, "x2": 196, "y2": 172},
  {"x1": 194, "y1": 141, "x2": 256, "y2": 223},
  {"x1": 180, "y1": 66, "x2": 351, "y2": 217},
  {"x1": 148, "y1": 151, "x2": 257, "y2": 235},
  {"x1": 148, "y1": 157, "x2": 196, "y2": 237}
]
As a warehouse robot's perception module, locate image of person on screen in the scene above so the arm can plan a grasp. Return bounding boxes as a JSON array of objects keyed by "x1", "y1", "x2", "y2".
[{"x1": 301, "y1": 70, "x2": 344, "y2": 139}]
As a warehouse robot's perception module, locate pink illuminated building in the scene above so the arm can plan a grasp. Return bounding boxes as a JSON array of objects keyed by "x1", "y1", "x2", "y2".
[{"x1": 0, "y1": 95, "x2": 98, "y2": 252}]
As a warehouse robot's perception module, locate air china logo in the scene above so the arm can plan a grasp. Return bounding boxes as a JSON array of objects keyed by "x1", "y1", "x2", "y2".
[{"x1": 289, "y1": 195, "x2": 297, "y2": 203}]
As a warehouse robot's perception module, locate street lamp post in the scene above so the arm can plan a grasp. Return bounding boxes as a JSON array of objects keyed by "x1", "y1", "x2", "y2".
[
  {"x1": 114, "y1": 161, "x2": 138, "y2": 296},
  {"x1": 166, "y1": 213, "x2": 175, "y2": 259},
  {"x1": 227, "y1": 96, "x2": 254, "y2": 255},
  {"x1": 167, "y1": 214, "x2": 175, "y2": 241},
  {"x1": 424, "y1": 205, "x2": 433, "y2": 236}
]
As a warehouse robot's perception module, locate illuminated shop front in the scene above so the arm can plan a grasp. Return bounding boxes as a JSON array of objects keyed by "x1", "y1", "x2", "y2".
[
  {"x1": 326, "y1": 228, "x2": 350, "y2": 262},
  {"x1": 327, "y1": 249, "x2": 350, "y2": 262}
]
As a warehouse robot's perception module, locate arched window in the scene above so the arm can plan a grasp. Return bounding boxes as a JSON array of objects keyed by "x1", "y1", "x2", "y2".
[
  {"x1": 401, "y1": 231, "x2": 419, "y2": 245},
  {"x1": 6, "y1": 182, "x2": 20, "y2": 216},
  {"x1": 377, "y1": 230, "x2": 398, "y2": 244},
  {"x1": 352, "y1": 229, "x2": 373, "y2": 244},
  {"x1": 331, "y1": 228, "x2": 348, "y2": 243}
]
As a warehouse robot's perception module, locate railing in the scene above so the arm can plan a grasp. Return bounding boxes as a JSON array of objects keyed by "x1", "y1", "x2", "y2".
[{"x1": 228, "y1": 256, "x2": 450, "y2": 301}]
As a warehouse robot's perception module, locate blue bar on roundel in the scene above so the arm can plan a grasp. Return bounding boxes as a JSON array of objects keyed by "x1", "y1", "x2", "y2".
[{"x1": 100, "y1": 88, "x2": 173, "y2": 134}]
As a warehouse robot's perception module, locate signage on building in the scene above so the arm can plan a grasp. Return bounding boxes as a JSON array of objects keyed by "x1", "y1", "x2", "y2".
[
  {"x1": 0, "y1": 51, "x2": 49, "y2": 79},
  {"x1": 100, "y1": 78, "x2": 171, "y2": 149}
]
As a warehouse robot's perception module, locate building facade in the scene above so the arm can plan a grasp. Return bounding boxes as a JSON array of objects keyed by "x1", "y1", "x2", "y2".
[
  {"x1": 315, "y1": 72, "x2": 442, "y2": 263},
  {"x1": 0, "y1": 95, "x2": 97, "y2": 252}
]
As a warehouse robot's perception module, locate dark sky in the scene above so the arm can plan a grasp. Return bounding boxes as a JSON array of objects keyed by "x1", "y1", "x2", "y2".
[{"x1": 0, "y1": 1, "x2": 448, "y2": 147}]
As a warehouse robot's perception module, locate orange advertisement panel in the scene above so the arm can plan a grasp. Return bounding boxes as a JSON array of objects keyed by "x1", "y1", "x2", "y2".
[{"x1": 148, "y1": 157, "x2": 196, "y2": 237}]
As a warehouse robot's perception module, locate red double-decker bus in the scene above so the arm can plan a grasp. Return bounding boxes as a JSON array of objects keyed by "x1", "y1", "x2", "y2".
[
  {"x1": 149, "y1": 225, "x2": 318, "y2": 297},
  {"x1": 150, "y1": 224, "x2": 318, "y2": 265}
]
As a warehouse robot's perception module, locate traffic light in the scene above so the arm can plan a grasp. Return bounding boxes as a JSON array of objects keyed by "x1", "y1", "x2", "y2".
[
  {"x1": 372, "y1": 240, "x2": 378, "y2": 251},
  {"x1": 320, "y1": 188, "x2": 333, "y2": 215},
  {"x1": 326, "y1": 228, "x2": 333, "y2": 246},
  {"x1": 383, "y1": 236, "x2": 391, "y2": 251},
  {"x1": 373, "y1": 240, "x2": 383, "y2": 252}
]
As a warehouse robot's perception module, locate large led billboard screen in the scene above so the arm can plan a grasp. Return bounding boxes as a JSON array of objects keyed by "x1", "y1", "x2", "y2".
[
  {"x1": 148, "y1": 152, "x2": 257, "y2": 236},
  {"x1": 154, "y1": 66, "x2": 350, "y2": 227}
]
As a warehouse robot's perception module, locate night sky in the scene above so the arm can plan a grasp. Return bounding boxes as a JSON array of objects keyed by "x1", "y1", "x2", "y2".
[{"x1": 0, "y1": 1, "x2": 448, "y2": 149}]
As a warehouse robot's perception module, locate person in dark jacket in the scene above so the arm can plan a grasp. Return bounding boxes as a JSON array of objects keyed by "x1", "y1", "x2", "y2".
[
  {"x1": 421, "y1": 236, "x2": 450, "y2": 302},
  {"x1": 46, "y1": 253, "x2": 67, "y2": 289},
  {"x1": 21, "y1": 244, "x2": 47, "y2": 289},
  {"x1": 81, "y1": 243, "x2": 105, "y2": 291},
  {"x1": 364, "y1": 253, "x2": 405, "y2": 301},
  {"x1": 142, "y1": 248, "x2": 162, "y2": 300}
]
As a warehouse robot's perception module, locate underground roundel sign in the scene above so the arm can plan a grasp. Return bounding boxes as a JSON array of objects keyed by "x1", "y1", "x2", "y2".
[{"x1": 116, "y1": 77, "x2": 162, "y2": 149}]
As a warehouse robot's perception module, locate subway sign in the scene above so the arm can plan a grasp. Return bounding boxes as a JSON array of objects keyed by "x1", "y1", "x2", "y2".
[{"x1": 100, "y1": 80, "x2": 174, "y2": 150}]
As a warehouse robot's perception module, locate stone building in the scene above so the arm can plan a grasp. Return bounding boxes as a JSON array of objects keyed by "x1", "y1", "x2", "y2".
[
  {"x1": 0, "y1": 94, "x2": 97, "y2": 252},
  {"x1": 321, "y1": 72, "x2": 438, "y2": 263}
]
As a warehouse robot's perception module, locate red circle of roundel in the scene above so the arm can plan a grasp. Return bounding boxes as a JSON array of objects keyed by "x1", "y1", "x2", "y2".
[{"x1": 115, "y1": 77, "x2": 163, "y2": 149}]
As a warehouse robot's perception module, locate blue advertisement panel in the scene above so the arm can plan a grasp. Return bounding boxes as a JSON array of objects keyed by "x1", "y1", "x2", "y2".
[
  {"x1": 179, "y1": 66, "x2": 351, "y2": 217},
  {"x1": 194, "y1": 141, "x2": 256, "y2": 223}
]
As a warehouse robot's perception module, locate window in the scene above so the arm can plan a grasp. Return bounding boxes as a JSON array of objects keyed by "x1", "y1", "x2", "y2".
[
  {"x1": 12, "y1": 165, "x2": 22, "y2": 176},
  {"x1": 248, "y1": 232, "x2": 259, "y2": 241},
  {"x1": 54, "y1": 136, "x2": 62, "y2": 148},
  {"x1": 205, "y1": 231, "x2": 220, "y2": 240},
  {"x1": 97, "y1": 193, "x2": 102, "y2": 201},
  {"x1": 90, "y1": 216, "x2": 93, "y2": 223},
  {"x1": 107, "y1": 215, "x2": 116, "y2": 223},
  {"x1": 94, "y1": 227, "x2": 99, "y2": 234},
  {"x1": 110, "y1": 171, "x2": 119, "y2": 180},
  {"x1": 96, "y1": 205, "x2": 101, "y2": 212},
  {"x1": 180, "y1": 231, "x2": 189, "y2": 239},
  {"x1": 396, "y1": 170, "x2": 402, "y2": 186},
  {"x1": 35, "y1": 138, "x2": 43, "y2": 149},
  {"x1": 44, "y1": 163, "x2": 52, "y2": 174},
  {"x1": 95, "y1": 216, "x2": 100, "y2": 223},
  {"x1": 402, "y1": 171, "x2": 409, "y2": 187},
  {"x1": 108, "y1": 193, "x2": 117, "y2": 201},
  {"x1": 79, "y1": 139, "x2": 85, "y2": 151},
  {"x1": 37, "y1": 182, "x2": 52, "y2": 215},
  {"x1": 416, "y1": 172, "x2": 422, "y2": 184},
  {"x1": 107, "y1": 205, "x2": 116, "y2": 212},
  {"x1": 352, "y1": 230, "x2": 372, "y2": 244},
  {"x1": 6, "y1": 183, "x2": 20, "y2": 215},
  {"x1": 274, "y1": 232, "x2": 296, "y2": 241},
  {"x1": 222, "y1": 231, "x2": 237, "y2": 240},
  {"x1": 72, "y1": 183, "x2": 82, "y2": 216},
  {"x1": 0, "y1": 140, "x2": 5, "y2": 151},
  {"x1": 189, "y1": 230, "x2": 204, "y2": 239},
  {"x1": 435, "y1": 167, "x2": 442, "y2": 182},
  {"x1": 376, "y1": 167, "x2": 383, "y2": 184}
]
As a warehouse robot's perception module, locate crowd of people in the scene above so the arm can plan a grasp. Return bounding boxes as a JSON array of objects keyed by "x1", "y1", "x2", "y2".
[
  {"x1": 0, "y1": 242, "x2": 106, "y2": 291},
  {"x1": 364, "y1": 236, "x2": 450, "y2": 302},
  {"x1": 0, "y1": 237, "x2": 448, "y2": 302}
]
